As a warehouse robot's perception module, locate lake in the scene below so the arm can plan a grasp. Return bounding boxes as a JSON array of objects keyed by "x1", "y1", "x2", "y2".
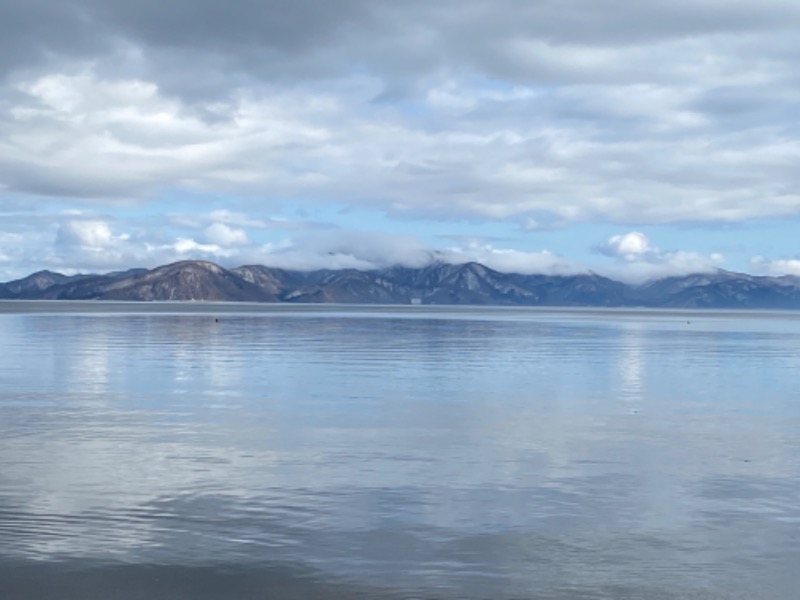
[{"x1": 1, "y1": 302, "x2": 799, "y2": 599}]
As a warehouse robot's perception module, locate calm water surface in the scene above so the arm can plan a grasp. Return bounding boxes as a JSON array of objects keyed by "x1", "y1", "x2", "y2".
[{"x1": 1, "y1": 302, "x2": 799, "y2": 599}]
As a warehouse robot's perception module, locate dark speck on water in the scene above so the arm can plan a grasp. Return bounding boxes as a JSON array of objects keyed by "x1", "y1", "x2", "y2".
[{"x1": 1, "y1": 302, "x2": 799, "y2": 599}]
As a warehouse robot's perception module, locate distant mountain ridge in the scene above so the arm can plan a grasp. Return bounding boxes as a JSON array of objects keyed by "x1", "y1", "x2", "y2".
[{"x1": 2, "y1": 260, "x2": 800, "y2": 309}]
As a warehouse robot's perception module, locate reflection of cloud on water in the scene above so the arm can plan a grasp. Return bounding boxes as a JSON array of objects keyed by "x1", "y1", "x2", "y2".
[
  {"x1": 0, "y1": 427, "x2": 280, "y2": 561},
  {"x1": 618, "y1": 323, "x2": 646, "y2": 412},
  {"x1": 162, "y1": 317, "x2": 235, "y2": 388},
  {"x1": 4, "y1": 309, "x2": 800, "y2": 598},
  {"x1": 65, "y1": 319, "x2": 111, "y2": 402},
  {"x1": 5, "y1": 316, "x2": 114, "y2": 407}
]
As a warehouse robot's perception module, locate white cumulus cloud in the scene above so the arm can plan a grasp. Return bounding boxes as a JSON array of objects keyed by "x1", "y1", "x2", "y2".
[
  {"x1": 597, "y1": 231, "x2": 725, "y2": 283},
  {"x1": 56, "y1": 220, "x2": 120, "y2": 249},
  {"x1": 601, "y1": 231, "x2": 653, "y2": 261},
  {"x1": 201, "y1": 222, "x2": 249, "y2": 246}
]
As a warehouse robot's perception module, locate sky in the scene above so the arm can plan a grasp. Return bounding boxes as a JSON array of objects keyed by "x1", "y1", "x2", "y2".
[{"x1": 1, "y1": 0, "x2": 800, "y2": 283}]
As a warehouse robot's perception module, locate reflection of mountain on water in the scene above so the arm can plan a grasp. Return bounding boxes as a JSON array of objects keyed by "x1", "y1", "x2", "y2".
[{"x1": 4, "y1": 260, "x2": 800, "y2": 308}]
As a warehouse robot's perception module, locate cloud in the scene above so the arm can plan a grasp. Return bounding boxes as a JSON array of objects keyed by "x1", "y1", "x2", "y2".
[
  {"x1": 5, "y1": 1, "x2": 798, "y2": 89},
  {"x1": 246, "y1": 230, "x2": 434, "y2": 271},
  {"x1": 750, "y1": 256, "x2": 800, "y2": 277},
  {"x1": 1, "y1": 1, "x2": 800, "y2": 279},
  {"x1": 440, "y1": 243, "x2": 584, "y2": 276},
  {"x1": 0, "y1": 216, "x2": 760, "y2": 285},
  {"x1": 219, "y1": 230, "x2": 583, "y2": 277},
  {"x1": 0, "y1": 1, "x2": 799, "y2": 228},
  {"x1": 170, "y1": 238, "x2": 237, "y2": 258},
  {"x1": 3, "y1": 67, "x2": 795, "y2": 224},
  {"x1": 597, "y1": 231, "x2": 725, "y2": 283},
  {"x1": 200, "y1": 222, "x2": 248, "y2": 246},
  {"x1": 165, "y1": 209, "x2": 325, "y2": 232},
  {"x1": 599, "y1": 231, "x2": 654, "y2": 262},
  {"x1": 48, "y1": 217, "x2": 249, "y2": 273},
  {"x1": 0, "y1": 232, "x2": 23, "y2": 264},
  {"x1": 52, "y1": 219, "x2": 139, "y2": 270},
  {"x1": 55, "y1": 220, "x2": 125, "y2": 249},
  {"x1": 2, "y1": 70, "x2": 338, "y2": 200}
]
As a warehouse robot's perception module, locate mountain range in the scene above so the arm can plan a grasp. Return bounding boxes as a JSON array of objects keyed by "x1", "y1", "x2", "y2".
[{"x1": 2, "y1": 260, "x2": 800, "y2": 309}]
